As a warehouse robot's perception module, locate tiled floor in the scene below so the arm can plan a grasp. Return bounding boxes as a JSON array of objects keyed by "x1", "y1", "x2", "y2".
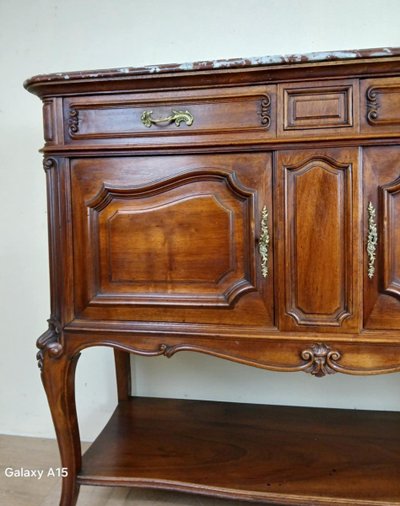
[{"x1": 0, "y1": 435, "x2": 252, "y2": 505}]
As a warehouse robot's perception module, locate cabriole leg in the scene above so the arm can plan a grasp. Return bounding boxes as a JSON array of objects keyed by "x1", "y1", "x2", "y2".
[{"x1": 37, "y1": 326, "x2": 81, "y2": 506}]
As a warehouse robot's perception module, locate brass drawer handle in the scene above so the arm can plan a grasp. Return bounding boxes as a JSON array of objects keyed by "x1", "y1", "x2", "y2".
[
  {"x1": 141, "y1": 110, "x2": 194, "y2": 128},
  {"x1": 367, "y1": 201, "x2": 378, "y2": 279},
  {"x1": 259, "y1": 206, "x2": 270, "y2": 278}
]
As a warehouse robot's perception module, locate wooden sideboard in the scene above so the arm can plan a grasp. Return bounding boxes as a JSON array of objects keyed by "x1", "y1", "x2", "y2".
[{"x1": 25, "y1": 48, "x2": 400, "y2": 506}]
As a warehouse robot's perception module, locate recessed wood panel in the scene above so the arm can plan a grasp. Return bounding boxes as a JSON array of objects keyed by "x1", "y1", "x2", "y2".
[
  {"x1": 364, "y1": 146, "x2": 400, "y2": 329},
  {"x1": 294, "y1": 165, "x2": 344, "y2": 317},
  {"x1": 87, "y1": 176, "x2": 247, "y2": 306},
  {"x1": 278, "y1": 80, "x2": 357, "y2": 137},
  {"x1": 285, "y1": 88, "x2": 351, "y2": 129},
  {"x1": 277, "y1": 148, "x2": 359, "y2": 332},
  {"x1": 71, "y1": 154, "x2": 274, "y2": 326},
  {"x1": 42, "y1": 100, "x2": 54, "y2": 142},
  {"x1": 106, "y1": 197, "x2": 232, "y2": 283}
]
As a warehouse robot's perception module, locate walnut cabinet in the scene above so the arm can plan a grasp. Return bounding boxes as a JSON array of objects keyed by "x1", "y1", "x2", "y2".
[{"x1": 25, "y1": 48, "x2": 400, "y2": 506}]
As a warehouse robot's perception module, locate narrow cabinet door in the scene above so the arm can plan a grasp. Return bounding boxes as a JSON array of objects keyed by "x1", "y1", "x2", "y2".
[
  {"x1": 276, "y1": 148, "x2": 361, "y2": 332},
  {"x1": 364, "y1": 146, "x2": 400, "y2": 329},
  {"x1": 71, "y1": 153, "x2": 274, "y2": 328}
]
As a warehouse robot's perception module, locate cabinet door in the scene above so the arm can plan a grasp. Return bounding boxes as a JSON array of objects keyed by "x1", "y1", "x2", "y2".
[
  {"x1": 276, "y1": 148, "x2": 361, "y2": 332},
  {"x1": 364, "y1": 146, "x2": 400, "y2": 329},
  {"x1": 71, "y1": 153, "x2": 274, "y2": 328}
]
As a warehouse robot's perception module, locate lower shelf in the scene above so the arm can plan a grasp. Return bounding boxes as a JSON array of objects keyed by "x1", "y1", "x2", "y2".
[{"x1": 78, "y1": 397, "x2": 400, "y2": 505}]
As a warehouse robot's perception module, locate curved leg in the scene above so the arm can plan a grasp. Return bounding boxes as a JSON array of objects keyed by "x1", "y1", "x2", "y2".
[
  {"x1": 114, "y1": 349, "x2": 132, "y2": 401},
  {"x1": 38, "y1": 328, "x2": 81, "y2": 506}
]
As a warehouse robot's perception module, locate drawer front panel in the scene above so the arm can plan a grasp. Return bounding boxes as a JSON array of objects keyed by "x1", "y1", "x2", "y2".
[
  {"x1": 361, "y1": 78, "x2": 400, "y2": 132},
  {"x1": 64, "y1": 86, "x2": 275, "y2": 146},
  {"x1": 278, "y1": 80, "x2": 358, "y2": 137}
]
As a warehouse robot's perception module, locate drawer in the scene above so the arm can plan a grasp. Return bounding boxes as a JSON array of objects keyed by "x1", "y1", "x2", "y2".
[
  {"x1": 64, "y1": 86, "x2": 276, "y2": 146},
  {"x1": 361, "y1": 78, "x2": 400, "y2": 133},
  {"x1": 277, "y1": 79, "x2": 358, "y2": 137}
]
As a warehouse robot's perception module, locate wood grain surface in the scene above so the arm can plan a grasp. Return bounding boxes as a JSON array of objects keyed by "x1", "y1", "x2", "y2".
[{"x1": 79, "y1": 397, "x2": 400, "y2": 505}]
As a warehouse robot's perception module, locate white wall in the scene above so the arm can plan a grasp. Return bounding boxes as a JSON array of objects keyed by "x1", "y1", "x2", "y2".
[{"x1": 1, "y1": 0, "x2": 400, "y2": 442}]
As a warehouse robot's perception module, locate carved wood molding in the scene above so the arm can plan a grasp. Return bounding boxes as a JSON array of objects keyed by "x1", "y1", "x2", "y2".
[
  {"x1": 76, "y1": 341, "x2": 330, "y2": 373},
  {"x1": 36, "y1": 317, "x2": 64, "y2": 369},
  {"x1": 68, "y1": 108, "x2": 79, "y2": 135},
  {"x1": 87, "y1": 168, "x2": 254, "y2": 211},
  {"x1": 366, "y1": 87, "x2": 379, "y2": 124},
  {"x1": 161, "y1": 342, "x2": 400, "y2": 377},
  {"x1": 158, "y1": 342, "x2": 343, "y2": 378},
  {"x1": 42, "y1": 157, "x2": 56, "y2": 172},
  {"x1": 260, "y1": 95, "x2": 271, "y2": 128},
  {"x1": 68, "y1": 339, "x2": 400, "y2": 377},
  {"x1": 96, "y1": 342, "x2": 343, "y2": 377}
]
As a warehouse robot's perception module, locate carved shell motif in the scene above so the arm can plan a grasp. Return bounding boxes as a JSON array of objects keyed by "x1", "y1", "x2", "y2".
[{"x1": 301, "y1": 343, "x2": 341, "y2": 377}]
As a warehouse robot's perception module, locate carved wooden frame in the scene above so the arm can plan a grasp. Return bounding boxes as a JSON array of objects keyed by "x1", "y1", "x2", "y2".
[
  {"x1": 379, "y1": 175, "x2": 400, "y2": 300},
  {"x1": 80, "y1": 168, "x2": 257, "y2": 308},
  {"x1": 282, "y1": 155, "x2": 353, "y2": 327}
]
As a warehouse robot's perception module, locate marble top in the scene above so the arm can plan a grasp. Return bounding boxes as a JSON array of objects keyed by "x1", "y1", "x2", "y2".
[{"x1": 24, "y1": 47, "x2": 400, "y2": 88}]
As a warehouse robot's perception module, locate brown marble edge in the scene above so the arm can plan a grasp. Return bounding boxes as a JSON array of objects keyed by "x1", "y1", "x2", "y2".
[{"x1": 24, "y1": 46, "x2": 400, "y2": 89}]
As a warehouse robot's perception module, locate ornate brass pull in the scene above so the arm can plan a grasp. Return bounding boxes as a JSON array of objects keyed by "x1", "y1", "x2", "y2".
[
  {"x1": 367, "y1": 201, "x2": 378, "y2": 279},
  {"x1": 259, "y1": 206, "x2": 270, "y2": 278},
  {"x1": 141, "y1": 110, "x2": 194, "y2": 128}
]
